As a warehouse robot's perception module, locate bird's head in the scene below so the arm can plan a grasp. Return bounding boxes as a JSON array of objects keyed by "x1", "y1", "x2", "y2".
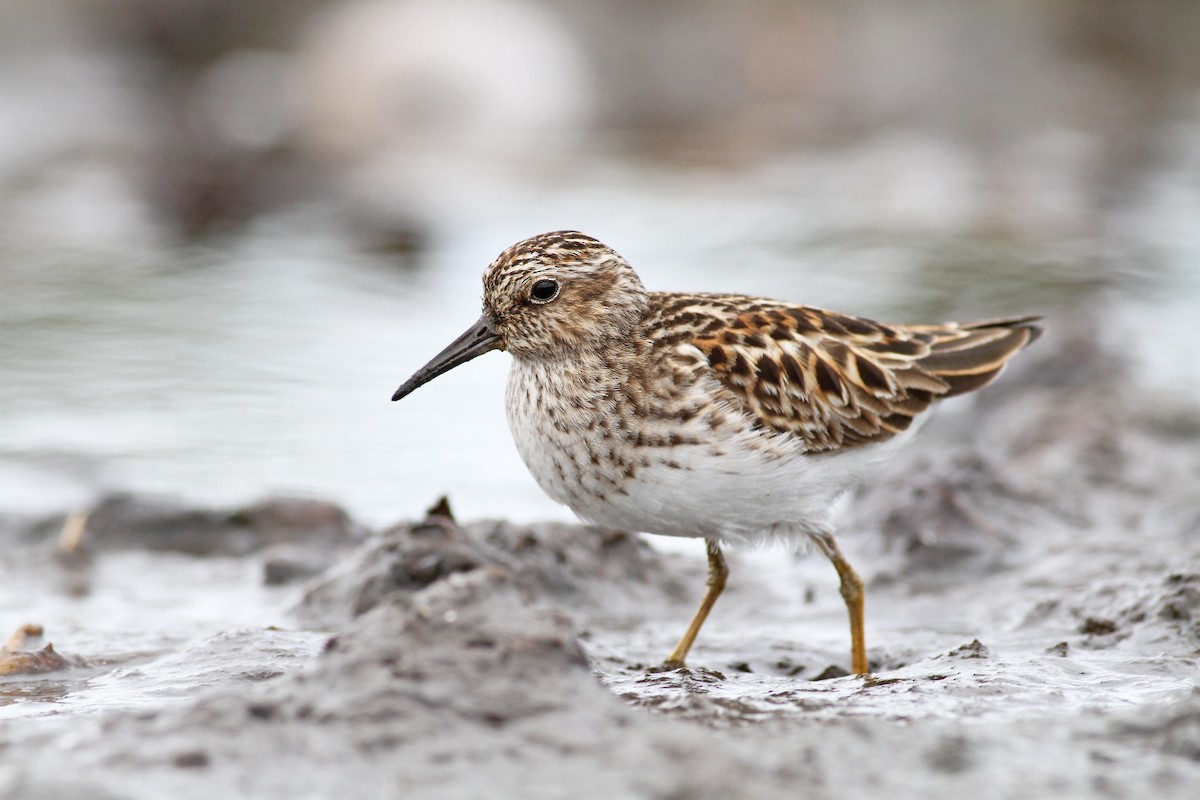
[{"x1": 392, "y1": 231, "x2": 647, "y2": 401}]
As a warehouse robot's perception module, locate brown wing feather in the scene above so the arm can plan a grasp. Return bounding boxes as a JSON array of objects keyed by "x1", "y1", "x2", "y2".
[{"x1": 653, "y1": 294, "x2": 1040, "y2": 454}]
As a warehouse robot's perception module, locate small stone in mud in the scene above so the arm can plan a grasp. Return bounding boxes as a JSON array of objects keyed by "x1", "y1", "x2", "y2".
[
  {"x1": 728, "y1": 661, "x2": 753, "y2": 673},
  {"x1": 863, "y1": 675, "x2": 907, "y2": 688},
  {"x1": 424, "y1": 495, "x2": 455, "y2": 521},
  {"x1": 1080, "y1": 617, "x2": 1119, "y2": 636},
  {"x1": 813, "y1": 664, "x2": 850, "y2": 681},
  {"x1": 947, "y1": 639, "x2": 990, "y2": 659},
  {"x1": 1046, "y1": 641, "x2": 1070, "y2": 656}
]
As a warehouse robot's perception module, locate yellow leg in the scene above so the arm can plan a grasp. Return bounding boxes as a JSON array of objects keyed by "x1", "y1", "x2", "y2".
[
  {"x1": 662, "y1": 539, "x2": 728, "y2": 669},
  {"x1": 811, "y1": 530, "x2": 868, "y2": 675}
]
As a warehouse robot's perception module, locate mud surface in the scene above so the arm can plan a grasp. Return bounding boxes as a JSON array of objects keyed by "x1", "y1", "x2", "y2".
[{"x1": 2, "y1": 330, "x2": 1199, "y2": 799}]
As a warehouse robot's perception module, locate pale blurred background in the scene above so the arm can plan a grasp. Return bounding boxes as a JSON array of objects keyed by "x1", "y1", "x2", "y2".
[{"x1": 2, "y1": 0, "x2": 1198, "y2": 525}]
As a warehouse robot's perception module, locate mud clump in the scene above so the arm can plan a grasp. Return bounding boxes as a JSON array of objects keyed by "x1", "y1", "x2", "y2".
[
  {"x1": 1, "y1": 566, "x2": 813, "y2": 799},
  {"x1": 16, "y1": 494, "x2": 366, "y2": 559},
  {"x1": 295, "y1": 508, "x2": 687, "y2": 630},
  {"x1": 1080, "y1": 618, "x2": 1119, "y2": 636}
]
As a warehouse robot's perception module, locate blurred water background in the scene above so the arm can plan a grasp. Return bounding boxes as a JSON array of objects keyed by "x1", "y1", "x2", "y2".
[{"x1": 2, "y1": 0, "x2": 1199, "y2": 528}]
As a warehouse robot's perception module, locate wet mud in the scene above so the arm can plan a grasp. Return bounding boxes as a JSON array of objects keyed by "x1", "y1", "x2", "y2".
[{"x1": 2, "y1": 328, "x2": 1199, "y2": 799}]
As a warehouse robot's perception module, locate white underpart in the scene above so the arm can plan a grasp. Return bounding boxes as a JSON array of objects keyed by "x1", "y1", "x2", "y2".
[
  {"x1": 506, "y1": 356, "x2": 915, "y2": 548},
  {"x1": 608, "y1": 431, "x2": 911, "y2": 547}
]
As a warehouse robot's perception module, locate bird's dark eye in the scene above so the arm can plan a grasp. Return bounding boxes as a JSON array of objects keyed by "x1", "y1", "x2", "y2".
[{"x1": 530, "y1": 279, "x2": 560, "y2": 303}]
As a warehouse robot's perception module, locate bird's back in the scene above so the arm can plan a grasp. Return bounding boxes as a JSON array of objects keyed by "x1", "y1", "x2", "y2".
[{"x1": 643, "y1": 292, "x2": 1041, "y2": 455}]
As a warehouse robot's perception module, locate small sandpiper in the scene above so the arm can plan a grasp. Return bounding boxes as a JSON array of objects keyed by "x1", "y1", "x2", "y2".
[{"x1": 392, "y1": 231, "x2": 1041, "y2": 675}]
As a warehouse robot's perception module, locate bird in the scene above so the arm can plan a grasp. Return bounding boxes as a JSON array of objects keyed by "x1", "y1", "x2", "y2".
[{"x1": 391, "y1": 231, "x2": 1042, "y2": 675}]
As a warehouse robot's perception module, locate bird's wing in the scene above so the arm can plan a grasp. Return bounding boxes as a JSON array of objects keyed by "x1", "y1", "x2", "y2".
[{"x1": 651, "y1": 293, "x2": 1041, "y2": 453}]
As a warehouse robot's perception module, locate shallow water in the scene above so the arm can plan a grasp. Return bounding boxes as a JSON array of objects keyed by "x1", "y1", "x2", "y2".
[{"x1": 0, "y1": 549, "x2": 320, "y2": 720}]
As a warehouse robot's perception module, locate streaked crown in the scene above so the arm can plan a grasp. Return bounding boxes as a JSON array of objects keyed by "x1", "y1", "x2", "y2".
[{"x1": 482, "y1": 231, "x2": 649, "y2": 359}]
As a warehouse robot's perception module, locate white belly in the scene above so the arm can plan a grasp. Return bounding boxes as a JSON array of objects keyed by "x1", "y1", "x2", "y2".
[{"x1": 505, "y1": 359, "x2": 906, "y2": 546}]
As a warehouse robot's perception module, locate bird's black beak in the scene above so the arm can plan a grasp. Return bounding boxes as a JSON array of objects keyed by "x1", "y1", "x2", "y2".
[{"x1": 391, "y1": 314, "x2": 503, "y2": 401}]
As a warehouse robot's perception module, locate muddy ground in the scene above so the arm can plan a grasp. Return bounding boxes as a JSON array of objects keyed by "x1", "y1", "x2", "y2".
[{"x1": 1, "y1": 326, "x2": 1198, "y2": 799}]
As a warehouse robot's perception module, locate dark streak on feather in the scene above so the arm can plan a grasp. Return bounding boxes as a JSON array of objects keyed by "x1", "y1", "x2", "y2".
[
  {"x1": 780, "y1": 353, "x2": 806, "y2": 389},
  {"x1": 756, "y1": 354, "x2": 781, "y2": 385},
  {"x1": 815, "y1": 359, "x2": 843, "y2": 396},
  {"x1": 855, "y1": 354, "x2": 891, "y2": 392}
]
